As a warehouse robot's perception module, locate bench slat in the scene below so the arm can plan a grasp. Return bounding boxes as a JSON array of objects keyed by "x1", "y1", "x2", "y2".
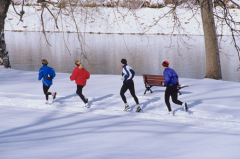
[
  {"x1": 144, "y1": 81, "x2": 163, "y2": 85},
  {"x1": 143, "y1": 75, "x2": 164, "y2": 78},
  {"x1": 143, "y1": 78, "x2": 164, "y2": 80},
  {"x1": 143, "y1": 74, "x2": 165, "y2": 86},
  {"x1": 148, "y1": 84, "x2": 164, "y2": 87}
]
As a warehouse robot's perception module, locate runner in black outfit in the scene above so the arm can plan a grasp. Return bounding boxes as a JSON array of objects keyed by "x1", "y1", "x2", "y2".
[
  {"x1": 161, "y1": 61, "x2": 188, "y2": 115},
  {"x1": 120, "y1": 59, "x2": 141, "y2": 112}
]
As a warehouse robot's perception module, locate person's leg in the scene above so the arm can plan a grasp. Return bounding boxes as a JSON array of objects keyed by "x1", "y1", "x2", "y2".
[
  {"x1": 43, "y1": 85, "x2": 51, "y2": 100},
  {"x1": 120, "y1": 83, "x2": 129, "y2": 104},
  {"x1": 76, "y1": 85, "x2": 87, "y2": 103},
  {"x1": 129, "y1": 82, "x2": 139, "y2": 105},
  {"x1": 171, "y1": 84, "x2": 183, "y2": 105},
  {"x1": 164, "y1": 86, "x2": 172, "y2": 112}
]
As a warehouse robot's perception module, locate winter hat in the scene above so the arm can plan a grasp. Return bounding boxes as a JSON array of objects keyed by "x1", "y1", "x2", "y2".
[
  {"x1": 121, "y1": 59, "x2": 127, "y2": 64},
  {"x1": 162, "y1": 61, "x2": 169, "y2": 67}
]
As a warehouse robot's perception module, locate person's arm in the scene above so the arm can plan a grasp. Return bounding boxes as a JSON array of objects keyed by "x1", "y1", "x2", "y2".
[
  {"x1": 121, "y1": 72, "x2": 125, "y2": 81},
  {"x1": 86, "y1": 69, "x2": 90, "y2": 79},
  {"x1": 124, "y1": 65, "x2": 134, "y2": 80},
  {"x1": 51, "y1": 69, "x2": 56, "y2": 79},
  {"x1": 121, "y1": 68, "x2": 126, "y2": 81},
  {"x1": 176, "y1": 74, "x2": 179, "y2": 85},
  {"x1": 38, "y1": 69, "x2": 43, "y2": 81},
  {"x1": 123, "y1": 67, "x2": 129, "y2": 80},
  {"x1": 70, "y1": 69, "x2": 77, "y2": 81},
  {"x1": 130, "y1": 69, "x2": 135, "y2": 79},
  {"x1": 163, "y1": 71, "x2": 170, "y2": 86}
]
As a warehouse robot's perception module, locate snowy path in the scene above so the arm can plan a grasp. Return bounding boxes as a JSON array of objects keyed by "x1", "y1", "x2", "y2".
[
  {"x1": 1, "y1": 67, "x2": 240, "y2": 158},
  {"x1": 1, "y1": 106, "x2": 240, "y2": 159},
  {"x1": 1, "y1": 91, "x2": 240, "y2": 134}
]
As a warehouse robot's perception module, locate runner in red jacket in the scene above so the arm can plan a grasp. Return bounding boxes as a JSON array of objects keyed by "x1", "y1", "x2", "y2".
[{"x1": 70, "y1": 61, "x2": 90, "y2": 107}]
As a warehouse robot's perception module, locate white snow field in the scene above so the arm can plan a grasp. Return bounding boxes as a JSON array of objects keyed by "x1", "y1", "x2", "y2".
[{"x1": 0, "y1": 66, "x2": 240, "y2": 159}]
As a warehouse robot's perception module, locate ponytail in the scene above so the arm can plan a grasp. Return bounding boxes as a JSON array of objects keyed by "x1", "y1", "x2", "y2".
[
  {"x1": 79, "y1": 64, "x2": 83, "y2": 70},
  {"x1": 75, "y1": 60, "x2": 83, "y2": 70}
]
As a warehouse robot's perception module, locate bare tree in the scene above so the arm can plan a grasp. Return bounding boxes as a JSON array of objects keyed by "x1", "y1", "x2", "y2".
[
  {"x1": 200, "y1": 0, "x2": 222, "y2": 79},
  {"x1": 0, "y1": 0, "x2": 11, "y2": 68}
]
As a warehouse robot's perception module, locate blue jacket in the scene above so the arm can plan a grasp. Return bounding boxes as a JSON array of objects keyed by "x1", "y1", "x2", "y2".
[
  {"x1": 163, "y1": 67, "x2": 178, "y2": 86},
  {"x1": 122, "y1": 64, "x2": 135, "y2": 83},
  {"x1": 38, "y1": 65, "x2": 56, "y2": 86}
]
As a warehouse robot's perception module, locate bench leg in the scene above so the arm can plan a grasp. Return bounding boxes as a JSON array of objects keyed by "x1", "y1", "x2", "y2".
[
  {"x1": 149, "y1": 88, "x2": 153, "y2": 93},
  {"x1": 144, "y1": 89, "x2": 147, "y2": 95},
  {"x1": 144, "y1": 86, "x2": 153, "y2": 95},
  {"x1": 178, "y1": 90, "x2": 182, "y2": 96}
]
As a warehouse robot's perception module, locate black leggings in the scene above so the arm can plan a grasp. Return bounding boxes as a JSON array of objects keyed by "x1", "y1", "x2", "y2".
[
  {"x1": 120, "y1": 82, "x2": 139, "y2": 105},
  {"x1": 76, "y1": 85, "x2": 87, "y2": 104},
  {"x1": 43, "y1": 85, "x2": 52, "y2": 100},
  {"x1": 165, "y1": 84, "x2": 183, "y2": 111}
]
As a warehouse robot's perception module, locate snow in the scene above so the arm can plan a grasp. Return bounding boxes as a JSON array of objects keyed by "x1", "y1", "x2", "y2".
[
  {"x1": 1, "y1": 66, "x2": 240, "y2": 158},
  {"x1": 2, "y1": 1, "x2": 240, "y2": 158}
]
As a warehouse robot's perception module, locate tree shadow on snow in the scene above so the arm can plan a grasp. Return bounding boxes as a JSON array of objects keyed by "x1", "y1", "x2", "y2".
[
  {"x1": 0, "y1": 110, "x2": 133, "y2": 144},
  {"x1": 173, "y1": 100, "x2": 203, "y2": 115},
  {"x1": 52, "y1": 94, "x2": 114, "y2": 108},
  {"x1": 0, "y1": 110, "x2": 82, "y2": 138},
  {"x1": 52, "y1": 94, "x2": 79, "y2": 105},
  {"x1": 88, "y1": 94, "x2": 114, "y2": 108},
  {"x1": 143, "y1": 90, "x2": 165, "y2": 95},
  {"x1": 144, "y1": 89, "x2": 192, "y2": 95},
  {"x1": 129, "y1": 97, "x2": 161, "y2": 112}
]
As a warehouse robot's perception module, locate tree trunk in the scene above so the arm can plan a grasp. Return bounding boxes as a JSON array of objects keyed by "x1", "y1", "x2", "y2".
[
  {"x1": 0, "y1": 0, "x2": 11, "y2": 68},
  {"x1": 200, "y1": 0, "x2": 221, "y2": 79}
]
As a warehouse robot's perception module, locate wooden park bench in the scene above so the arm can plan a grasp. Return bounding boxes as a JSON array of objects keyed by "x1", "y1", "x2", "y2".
[{"x1": 142, "y1": 74, "x2": 188, "y2": 95}]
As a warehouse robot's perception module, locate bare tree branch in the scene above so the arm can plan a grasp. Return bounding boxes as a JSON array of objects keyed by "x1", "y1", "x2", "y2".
[
  {"x1": 40, "y1": 4, "x2": 51, "y2": 46},
  {"x1": 11, "y1": 0, "x2": 25, "y2": 24}
]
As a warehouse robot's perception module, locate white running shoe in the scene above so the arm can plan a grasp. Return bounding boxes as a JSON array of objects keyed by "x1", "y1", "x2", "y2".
[
  {"x1": 85, "y1": 103, "x2": 90, "y2": 108},
  {"x1": 45, "y1": 100, "x2": 49, "y2": 104},
  {"x1": 168, "y1": 111, "x2": 173, "y2": 115},
  {"x1": 136, "y1": 105, "x2": 141, "y2": 112},
  {"x1": 124, "y1": 104, "x2": 130, "y2": 111}
]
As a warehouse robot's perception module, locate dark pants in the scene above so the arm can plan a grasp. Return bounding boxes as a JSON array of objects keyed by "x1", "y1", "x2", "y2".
[
  {"x1": 165, "y1": 84, "x2": 183, "y2": 111},
  {"x1": 120, "y1": 82, "x2": 139, "y2": 105},
  {"x1": 76, "y1": 85, "x2": 87, "y2": 104},
  {"x1": 43, "y1": 85, "x2": 52, "y2": 100}
]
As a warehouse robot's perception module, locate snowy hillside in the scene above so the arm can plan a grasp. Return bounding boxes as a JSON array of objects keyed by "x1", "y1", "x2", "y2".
[{"x1": 1, "y1": 66, "x2": 240, "y2": 158}]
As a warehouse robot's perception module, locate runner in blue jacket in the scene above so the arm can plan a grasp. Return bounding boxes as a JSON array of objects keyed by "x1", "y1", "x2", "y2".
[
  {"x1": 161, "y1": 61, "x2": 188, "y2": 114},
  {"x1": 38, "y1": 59, "x2": 57, "y2": 104}
]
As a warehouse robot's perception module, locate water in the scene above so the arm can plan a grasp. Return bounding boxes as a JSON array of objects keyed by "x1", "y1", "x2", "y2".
[{"x1": 5, "y1": 31, "x2": 240, "y2": 82}]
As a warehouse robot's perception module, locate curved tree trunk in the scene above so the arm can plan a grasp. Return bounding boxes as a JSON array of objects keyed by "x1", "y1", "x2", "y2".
[
  {"x1": 200, "y1": 0, "x2": 222, "y2": 79},
  {"x1": 0, "y1": 0, "x2": 11, "y2": 68}
]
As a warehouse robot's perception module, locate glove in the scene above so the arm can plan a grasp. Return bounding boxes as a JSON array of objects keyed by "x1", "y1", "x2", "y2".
[{"x1": 121, "y1": 77, "x2": 125, "y2": 81}]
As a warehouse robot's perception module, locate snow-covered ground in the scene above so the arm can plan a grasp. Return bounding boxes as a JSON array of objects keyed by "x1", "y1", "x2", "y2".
[{"x1": 1, "y1": 66, "x2": 240, "y2": 158}]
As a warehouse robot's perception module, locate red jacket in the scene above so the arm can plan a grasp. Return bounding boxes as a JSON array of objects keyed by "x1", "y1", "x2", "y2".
[{"x1": 70, "y1": 67, "x2": 90, "y2": 86}]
